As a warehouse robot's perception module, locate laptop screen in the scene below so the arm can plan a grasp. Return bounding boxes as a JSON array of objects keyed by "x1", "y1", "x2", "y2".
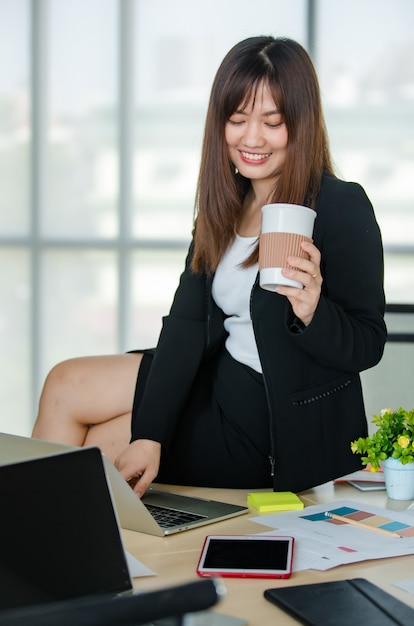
[{"x1": 0, "y1": 447, "x2": 132, "y2": 611}]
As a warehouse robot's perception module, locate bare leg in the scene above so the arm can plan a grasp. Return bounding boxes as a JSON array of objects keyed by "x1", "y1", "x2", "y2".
[{"x1": 32, "y1": 353, "x2": 143, "y2": 463}]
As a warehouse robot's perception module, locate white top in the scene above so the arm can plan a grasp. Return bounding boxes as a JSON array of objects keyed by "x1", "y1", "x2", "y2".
[{"x1": 212, "y1": 234, "x2": 262, "y2": 373}]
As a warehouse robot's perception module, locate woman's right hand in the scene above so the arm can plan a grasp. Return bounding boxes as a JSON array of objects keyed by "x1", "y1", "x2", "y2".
[{"x1": 115, "y1": 439, "x2": 161, "y2": 498}]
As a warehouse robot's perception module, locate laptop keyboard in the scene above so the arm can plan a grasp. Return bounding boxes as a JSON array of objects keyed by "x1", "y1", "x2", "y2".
[{"x1": 146, "y1": 503, "x2": 207, "y2": 528}]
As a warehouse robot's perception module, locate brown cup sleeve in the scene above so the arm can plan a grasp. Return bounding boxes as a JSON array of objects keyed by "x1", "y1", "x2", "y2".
[{"x1": 259, "y1": 232, "x2": 313, "y2": 270}]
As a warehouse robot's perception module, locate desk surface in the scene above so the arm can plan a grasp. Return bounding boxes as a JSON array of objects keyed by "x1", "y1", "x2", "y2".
[{"x1": 122, "y1": 482, "x2": 414, "y2": 625}]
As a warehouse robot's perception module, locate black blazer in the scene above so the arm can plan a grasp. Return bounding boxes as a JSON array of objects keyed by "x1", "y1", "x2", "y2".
[{"x1": 132, "y1": 175, "x2": 387, "y2": 492}]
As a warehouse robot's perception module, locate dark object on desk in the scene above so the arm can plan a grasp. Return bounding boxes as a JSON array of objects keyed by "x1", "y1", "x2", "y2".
[
  {"x1": 0, "y1": 447, "x2": 133, "y2": 610},
  {"x1": 0, "y1": 578, "x2": 225, "y2": 626},
  {"x1": 264, "y1": 578, "x2": 414, "y2": 625}
]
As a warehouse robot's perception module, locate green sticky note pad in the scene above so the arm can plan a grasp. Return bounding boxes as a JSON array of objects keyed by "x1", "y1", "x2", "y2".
[{"x1": 247, "y1": 491, "x2": 304, "y2": 512}]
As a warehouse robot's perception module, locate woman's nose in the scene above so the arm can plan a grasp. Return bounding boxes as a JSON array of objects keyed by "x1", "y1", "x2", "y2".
[{"x1": 241, "y1": 121, "x2": 265, "y2": 148}]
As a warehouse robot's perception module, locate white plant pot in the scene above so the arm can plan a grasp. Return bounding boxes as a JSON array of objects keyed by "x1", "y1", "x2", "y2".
[{"x1": 381, "y1": 457, "x2": 414, "y2": 500}]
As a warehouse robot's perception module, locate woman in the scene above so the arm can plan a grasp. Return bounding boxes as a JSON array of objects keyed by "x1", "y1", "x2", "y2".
[{"x1": 32, "y1": 36, "x2": 386, "y2": 497}]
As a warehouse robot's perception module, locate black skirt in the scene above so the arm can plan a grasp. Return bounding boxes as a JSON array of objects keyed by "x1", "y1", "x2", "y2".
[{"x1": 131, "y1": 346, "x2": 273, "y2": 489}]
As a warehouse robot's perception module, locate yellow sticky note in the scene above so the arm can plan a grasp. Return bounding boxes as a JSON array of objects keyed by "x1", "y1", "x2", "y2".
[{"x1": 247, "y1": 491, "x2": 304, "y2": 512}]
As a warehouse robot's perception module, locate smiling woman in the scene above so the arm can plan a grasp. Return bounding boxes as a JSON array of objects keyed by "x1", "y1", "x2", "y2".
[{"x1": 32, "y1": 36, "x2": 386, "y2": 499}]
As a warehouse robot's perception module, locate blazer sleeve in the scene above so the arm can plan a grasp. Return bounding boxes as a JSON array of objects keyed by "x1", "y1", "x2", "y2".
[
  {"x1": 289, "y1": 177, "x2": 386, "y2": 372},
  {"x1": 130, "y1": 244, "x2": 208, "y2": 448}
]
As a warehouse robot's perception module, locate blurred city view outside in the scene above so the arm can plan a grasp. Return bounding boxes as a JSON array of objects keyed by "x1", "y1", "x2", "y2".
[{"x1": 0, "y1": 0, "x2": 413, "y2": 434}]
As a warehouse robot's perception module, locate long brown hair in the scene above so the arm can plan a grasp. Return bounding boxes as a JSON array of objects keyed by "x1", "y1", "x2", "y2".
[{"x1": 191, "y1": 36, "x2": 335, "y2": 274}]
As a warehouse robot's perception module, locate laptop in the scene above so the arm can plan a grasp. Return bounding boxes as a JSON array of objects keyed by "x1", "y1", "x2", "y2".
[
  {"x1": 0, "y1": 446, "x2": 245, "y2": 625},
  {"x1": 0, "y1": 432, "x2": 248, "y2": 536},
  {"x1": 0, "y1": 446, "x2": 133, "y2": 610}
]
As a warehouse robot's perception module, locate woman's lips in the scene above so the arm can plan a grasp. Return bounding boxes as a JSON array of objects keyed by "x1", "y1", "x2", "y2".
[{"x1": 239, "y1": 150, "x2": 272, "y2": 164}]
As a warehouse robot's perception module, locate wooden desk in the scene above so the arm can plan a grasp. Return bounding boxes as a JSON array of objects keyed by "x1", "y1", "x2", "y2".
[{"x1": 122, "y1": 482, "x2": 414, "y2": 625}]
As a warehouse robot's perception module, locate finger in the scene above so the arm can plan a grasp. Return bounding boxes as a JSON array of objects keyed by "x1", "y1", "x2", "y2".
[
  {"x1": 285, "y1": 257, "x2": 321, "y2": 286},
  {"x1": 127, "y1": 474, "x2": 142, "y2": 490},
  {"x1": 301, "y1": 240, "x2": 320, "y2": 261},
  {"x1": 287, "y1": 254, "x2": 315, "y2": 274},
  {"x1": 132, "y1": 470, "x2": 154, "y2": 498},
  {"x1": 281, "y1": 266, "x2": 311, "y2": 287},
  {"x1": 116, "y1": 458, "x2": 142, "y2": 483}
]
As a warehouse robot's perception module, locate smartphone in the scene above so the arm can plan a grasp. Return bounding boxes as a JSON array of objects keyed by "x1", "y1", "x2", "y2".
[
  {"x1": 347, "y1": 480, "x2": 386, "y2": 492},
  {"x1": 196, "y1": 534, "x2": 294, "y2": 579}
]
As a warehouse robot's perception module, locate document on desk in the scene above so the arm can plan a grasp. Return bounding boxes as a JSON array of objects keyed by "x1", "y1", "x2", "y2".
[
  {"x1": 125, "y1": 550, "x2": 156, "y2": 578},
  {"x1": 249, "y1": 499, "x2": 414, "y2": 571},
  {"x1": 394, "y1": 578, "x2": 414, "y2": 596}
]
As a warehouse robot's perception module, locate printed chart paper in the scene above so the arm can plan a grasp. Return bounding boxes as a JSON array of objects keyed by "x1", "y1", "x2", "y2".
[{"x1": 250, "y1": 499, "x2": 414, "y2": 571}]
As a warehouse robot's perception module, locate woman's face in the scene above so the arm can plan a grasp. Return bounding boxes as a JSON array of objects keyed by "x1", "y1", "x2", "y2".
[{"x1": 225, "y1": 81, "x2": 288, "y2": 191}]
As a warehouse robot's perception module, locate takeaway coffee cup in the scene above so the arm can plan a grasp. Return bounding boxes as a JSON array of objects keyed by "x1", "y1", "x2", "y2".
[{"x1": 259, "y1": 203, "x2": 316, "y2": 290}]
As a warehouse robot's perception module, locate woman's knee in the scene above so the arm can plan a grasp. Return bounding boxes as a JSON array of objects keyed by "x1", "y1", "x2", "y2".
[
  {"x1": 39, "y1": 358, "x2": 92, "y2": 413},
  {"x1": 40, "y1": 353, "x2": 143, "y2": 421},
  {"x1": 43, "y1": 358, "x2": 80, "y2": 392}
]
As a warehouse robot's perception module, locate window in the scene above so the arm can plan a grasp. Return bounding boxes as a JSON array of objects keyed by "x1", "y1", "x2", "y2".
[
  {"x1": 316, "y1": 0, "x2": 414, "y2": 301},
  {"x1": 0, "y1": 0, "x2": 413, "y2": 435}
]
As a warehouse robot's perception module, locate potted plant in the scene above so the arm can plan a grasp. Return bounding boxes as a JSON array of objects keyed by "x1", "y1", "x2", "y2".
[{"x1": 351, "y1": 407, "x2": 414, "y2": 500}]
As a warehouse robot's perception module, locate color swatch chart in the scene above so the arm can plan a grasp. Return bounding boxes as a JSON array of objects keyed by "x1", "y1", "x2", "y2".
[{"x1": 301, "y1": 505, "x2": 414, "y2": 538}]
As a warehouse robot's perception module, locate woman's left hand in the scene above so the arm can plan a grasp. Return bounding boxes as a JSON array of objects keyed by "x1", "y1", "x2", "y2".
[{"x1": 275, "y1": 240, "x2": 322, "y2": 326}]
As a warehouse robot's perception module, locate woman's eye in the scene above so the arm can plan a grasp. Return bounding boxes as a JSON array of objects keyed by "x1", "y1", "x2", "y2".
[
  {"x1": 265, "y1": 117, "x2": 284, "y2": 128},
  {"x1": 228, "y1": 118, "x2": 244, "y2": 125}
]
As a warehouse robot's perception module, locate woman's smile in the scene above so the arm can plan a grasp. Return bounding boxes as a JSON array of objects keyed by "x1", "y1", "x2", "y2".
[{"x1": 239, "y1": 150, "x2": 273, "y2": 163}]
